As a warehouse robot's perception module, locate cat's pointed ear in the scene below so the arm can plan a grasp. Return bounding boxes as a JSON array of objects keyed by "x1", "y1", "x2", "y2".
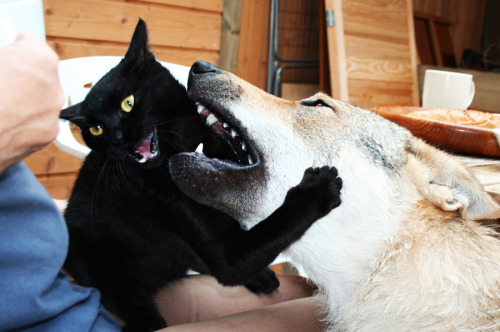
[
  {"x1": 60, "y1": 103, "x2": 85, "y2": 128},
  {"x1": 125, "y1": 18, "x2": 152, "y2": 62}
]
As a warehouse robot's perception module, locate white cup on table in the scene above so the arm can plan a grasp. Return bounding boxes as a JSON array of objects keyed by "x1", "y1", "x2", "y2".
[
  {"x1": 0, "y1": 0, "x2": 46, "y2": 46},
  {"x1": 422, "y1": 69, "x2": 476, "y2": 110}
]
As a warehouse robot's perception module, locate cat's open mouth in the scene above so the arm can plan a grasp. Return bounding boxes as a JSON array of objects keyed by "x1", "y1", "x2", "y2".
[
  {"x1": 195, "y1": 103, "x2": 257, "y2": 167},
  {"x1": 130, "y1": 128, "x2": 159, "y2": 163}
]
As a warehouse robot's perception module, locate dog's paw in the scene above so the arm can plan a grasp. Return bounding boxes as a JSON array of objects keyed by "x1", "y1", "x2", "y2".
[
  {"x1": 244, "y1": 267, "x2": 280, "y2": 294},
  {"x1": 289, "y1": 166, "x2": 343, "y2": 217},
  {"x1": 426, "y1": 183, "x2": 464, "y2": 212}
]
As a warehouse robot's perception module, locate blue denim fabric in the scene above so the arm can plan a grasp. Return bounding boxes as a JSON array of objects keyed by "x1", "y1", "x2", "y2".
[{"x1": 0, "y1": 162, "x2": 120, "y2": 331}]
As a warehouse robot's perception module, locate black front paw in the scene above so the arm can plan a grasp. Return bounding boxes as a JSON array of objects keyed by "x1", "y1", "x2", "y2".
[
  {"x1": 287, "y1": 166, "x2": 342, "y2": 218},
  {"x1": 244, "y1": 267, "x2": 280, "y2": 294}
]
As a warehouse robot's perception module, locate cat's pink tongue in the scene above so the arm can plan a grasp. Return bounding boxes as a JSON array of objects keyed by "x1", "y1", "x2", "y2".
[
  {"x1": 134, "y1": 134, "x2": 153, "y2": 162},
  {"x1": 137, "y1": 141, "x2": 152, "y2": 158}
]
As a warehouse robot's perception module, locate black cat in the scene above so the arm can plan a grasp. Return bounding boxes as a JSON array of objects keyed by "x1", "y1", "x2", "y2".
[{"x1": 60, "y1": 19, "x2": 342, "y2": 332}]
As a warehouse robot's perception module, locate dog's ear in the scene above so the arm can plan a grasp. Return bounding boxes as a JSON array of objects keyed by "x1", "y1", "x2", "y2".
[{"x1": 406, "y1": 138, "x2": 500, "y2": 220}]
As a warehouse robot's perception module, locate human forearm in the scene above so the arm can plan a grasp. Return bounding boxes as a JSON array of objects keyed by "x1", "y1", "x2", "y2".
[{"x1": 0, "y1": 33, "x2": 64, "y2": 173}]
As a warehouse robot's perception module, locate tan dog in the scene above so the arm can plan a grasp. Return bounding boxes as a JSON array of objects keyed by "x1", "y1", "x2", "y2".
[{"x1": 170, "y1": 61, "x2": 500, "y2": 331}]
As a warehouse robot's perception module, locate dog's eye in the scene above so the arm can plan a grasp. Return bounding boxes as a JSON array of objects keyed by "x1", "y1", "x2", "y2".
[{"x1": 302, "y1": 99, "x2": 330, "y2": 108}]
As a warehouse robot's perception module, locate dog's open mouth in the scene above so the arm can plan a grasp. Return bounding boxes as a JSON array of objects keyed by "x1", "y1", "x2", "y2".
[
  {"x1": 194, "y1": 103, "x2": 258, "y2": 167},
  {"x1": 130, "y1": 128, "x2": 159, "y2": 163}
]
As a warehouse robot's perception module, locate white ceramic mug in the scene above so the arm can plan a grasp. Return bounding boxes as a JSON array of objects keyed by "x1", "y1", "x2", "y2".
[
  {"x1": 422, "y1": 69, "x2": 475, "y2": 109},
  {"x1": 0, "y1": 0, "x2": 45, "y2": 46}
]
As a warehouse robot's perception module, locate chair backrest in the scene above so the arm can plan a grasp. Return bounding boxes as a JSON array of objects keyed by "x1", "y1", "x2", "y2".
[{"x1": 54, "y1": 56, "x2": 190, "y2": 160}]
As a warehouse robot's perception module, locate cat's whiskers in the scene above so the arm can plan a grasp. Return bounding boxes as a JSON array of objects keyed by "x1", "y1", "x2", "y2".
[{"x1": 115, "y1": 160, "x2": 139, "y2": 194}]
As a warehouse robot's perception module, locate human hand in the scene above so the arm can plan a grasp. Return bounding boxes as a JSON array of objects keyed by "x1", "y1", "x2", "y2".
[{"x1": 0, "y1": 32, "x2": 64, "y2": 173}]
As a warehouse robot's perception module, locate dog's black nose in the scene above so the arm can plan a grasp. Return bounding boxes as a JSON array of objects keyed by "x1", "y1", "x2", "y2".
[{"x1": 190, "y1": 60, "x2": 221, "y2": 75}]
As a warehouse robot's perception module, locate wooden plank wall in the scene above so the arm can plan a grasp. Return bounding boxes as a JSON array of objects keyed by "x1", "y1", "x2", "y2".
[
  {"x1": 338, "y1": 0, "x2": 419, "y2": 108},
  {"x1": 236, "y1": 0, "x2": 271, "y2": 90},
  {"x1": 24, "y1": 0, "x2": 224, "y2": 199},
  {"x1": 237, "y1": 0, "x2": 419, "y2": 109},
  {"x1": 44, "y1": 0, "x2": 223, "y2": 65}
]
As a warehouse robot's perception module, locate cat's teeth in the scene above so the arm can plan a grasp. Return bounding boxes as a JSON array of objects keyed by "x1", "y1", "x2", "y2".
[
  {"x1": 206, "y1": 114, "x2": 218, "y2": 127},
  {"x1": 231, "y1": 129, "x2": 239, "y2": 137},
  {"x1": 248, "y1": 154, "x2": 253, "y2": 164},
  {"x1": 241, "y1": 141, "x2": 246, "y2": 151},
  {"x1": 223, "y1": 123, "x2": 229, "y2": 129},
  {"x1": 197, "y1": 104, "x2": 205, "y2": 114},
  {"x1": 195, "y1": 143, "x2": 204, "y2": 155}
]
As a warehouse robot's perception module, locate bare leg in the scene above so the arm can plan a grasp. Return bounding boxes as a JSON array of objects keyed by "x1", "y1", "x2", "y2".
[
  {"x1": 159, "y1": 297, "x2": 325, "y2": 332},
  {"x1": 154, "y1": 273, "x2": 318, "y2": 326}
]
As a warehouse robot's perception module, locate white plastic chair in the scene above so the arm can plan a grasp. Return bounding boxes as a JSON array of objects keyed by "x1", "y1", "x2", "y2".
[{"x1": 54, "y1": 56, "x2": 190, "y2": 160}]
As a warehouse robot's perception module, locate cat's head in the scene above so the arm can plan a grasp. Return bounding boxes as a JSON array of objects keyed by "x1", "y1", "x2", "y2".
[{"x1": 60, "y1": 19, "x2": 207, "y2": 168}]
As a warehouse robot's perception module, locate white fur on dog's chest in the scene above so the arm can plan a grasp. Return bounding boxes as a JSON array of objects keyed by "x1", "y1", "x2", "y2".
[{"x1": 285, "y1": 151, "x2": 414, "y2": 314}]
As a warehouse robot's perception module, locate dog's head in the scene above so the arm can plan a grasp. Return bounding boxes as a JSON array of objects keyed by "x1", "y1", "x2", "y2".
[{"x1": 170, "y1": 61, "x2": 500, "y2": 229}]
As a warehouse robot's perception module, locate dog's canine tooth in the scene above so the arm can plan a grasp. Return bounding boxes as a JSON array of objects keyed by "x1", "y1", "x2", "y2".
[
  {"x1": 195, "y1": 143, "x2": 204, "y2": 155},
  {"x1": 206, "y1": 114, "x2": 218, "y2": 127},
  {"x1": 196, "y1": 104, "x2": 204, "y2": 114}
]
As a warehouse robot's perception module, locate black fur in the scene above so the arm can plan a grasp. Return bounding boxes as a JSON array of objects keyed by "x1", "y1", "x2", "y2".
[{"x1": 61, "y1": 19, "x2": 342, "y2": 332}]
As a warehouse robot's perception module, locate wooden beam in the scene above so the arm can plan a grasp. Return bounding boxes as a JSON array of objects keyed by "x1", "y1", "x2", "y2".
[
  {"x1": 236, "y1": 0, "x2": 270, "y2": 89},
  {"x1": 324, "y1": 0, "x2": 348, "y2": 101},
  {"x1": 219, "y1": 0, "x2": 242, "y2": 72},
  {"x1": 406, "y1": 0, "x2": 420, "y2": 106}
]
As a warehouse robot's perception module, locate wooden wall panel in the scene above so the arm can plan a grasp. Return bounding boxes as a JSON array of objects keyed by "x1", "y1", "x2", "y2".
[
  {"x1": 47, "y1": 38, "x2": 218, "y2": 66},
  {"x1": 43, "y1": 0, "x2": 222, "y2": 53},
  {"x1": 133, "y1": 0, "x2": 223, "y2": 12},
  {"x1": 38, "y1": 174, "x2": 79, "y2": 199},
  {"x1": 24, "y1": 0, "x2": 224, "y2": 198},
  {"x1": 236, "y1": 0, "x2": 270, "y2": 89},
  {"x1": 335, "y1": 0, "x2": 419, "y2": 109},
  {"x1": 348, "y1": 80, "x2": 414, "y2": 107},
  {"x1": 24, "y1": 142, "x2": 83, "y2": 176}
]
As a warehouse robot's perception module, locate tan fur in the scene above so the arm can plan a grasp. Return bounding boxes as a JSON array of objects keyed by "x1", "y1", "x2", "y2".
[
  {"x1": 333, "y1": 201, "x2": 500, "y2": 331},
  {"x1": 172, "y1": 64, "x2": 500, "y2": 331},
  {"x1": 406, "y1": 138, "x2": 500, "y2": 220}
]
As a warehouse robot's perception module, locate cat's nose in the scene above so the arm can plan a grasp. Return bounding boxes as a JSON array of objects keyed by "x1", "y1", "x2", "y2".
[{"x1": 190, "y1": 61, "x2": 221, "y2": 76}]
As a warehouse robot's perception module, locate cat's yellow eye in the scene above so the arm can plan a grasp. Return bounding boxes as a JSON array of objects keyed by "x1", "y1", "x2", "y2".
[
  {"x1": 89, "y1": 125, "x2": 104, "y2": 136},
  {"x1": 121, "y1": 95, "x2": 134, "y2": 113}
]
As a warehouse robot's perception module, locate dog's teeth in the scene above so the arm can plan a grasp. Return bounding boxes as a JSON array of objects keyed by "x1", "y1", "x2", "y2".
[
  {"x1": 223, "y1": 123, "x2": 229, "y2": 129},
  {"x1": 195, "y1": 143, "x2": 204, "y2": 155},
  {"x1": 231, "y1": 129, "x2": 239, "y2": 137},
  {"x1": 241, "y1": 141, "x2": 246, "y2": 151},
  {"x1": 196, "y1": 104, "x2": 204, "y2": 114},
  {"x1": 248, "y1": 154, "x2": 253, "y2": 164},
  {"x1": 206, "y1": 114, "x2": 218, "y2": 126}
]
